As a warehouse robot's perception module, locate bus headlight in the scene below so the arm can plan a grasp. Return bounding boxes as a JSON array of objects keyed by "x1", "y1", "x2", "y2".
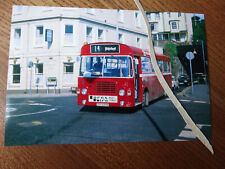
[
  {"x1": 82, "y1": 88, "x2": 87, "y2": 95},
  {"x1": 127, "y1": 89, "x2": 131, "y2": 96},
  {"x1": 120, "y1": 101, "x2": 124, "y2": 106},
  {"x1": 119, "y1": 89, "x2": 125, "y2": 96}
]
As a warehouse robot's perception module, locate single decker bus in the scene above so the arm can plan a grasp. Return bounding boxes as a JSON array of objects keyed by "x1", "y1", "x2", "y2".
[{"x1": 77, "y1": 42, "x2": 172, "y2": 107}]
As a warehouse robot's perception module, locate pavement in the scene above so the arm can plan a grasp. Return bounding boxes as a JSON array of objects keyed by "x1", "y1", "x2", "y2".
[{"x1": 182, "y1": 84, "x2": 210, "y2": 101}]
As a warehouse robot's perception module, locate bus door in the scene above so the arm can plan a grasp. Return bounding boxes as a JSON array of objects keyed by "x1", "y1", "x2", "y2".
[{"x1": 134, "y1": 57, "x2": 139, "y2": 103}]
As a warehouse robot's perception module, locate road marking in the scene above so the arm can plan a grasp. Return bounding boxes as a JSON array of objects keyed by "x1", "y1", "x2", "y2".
[
  {"x1": 7, "y1": 103, "x2": 50, "y2": 106},
  {"x1": 175, "y1": 124, "x2": 211, "y2": 141},
  {"x1": 6, "y1": 108, "x2": 56, "y2": 118},
  {"x1": 178, "y1": 130, "x2": 196, "y2": 139},
  {"x1": 29, "y1": 103, "x2": 50, "y2": 106},
  {"x1": 177, "y1": 86, "x2": 191, "y2": 96},
  {"x1": 6, "y1": 108, "x2": 17, "y2": 113},
  {"x1": 165, "y1": 98, "x2": 208, "y2": 104},
  {"x1": 180, "y1": 99, "x2": 191, "y2": 102},
  {"x1": 193, "y1": 100, "x2": 207, "y2": 104},
  {"x1": 18, "y1": 121, "x2": 43, "y2": 127}
]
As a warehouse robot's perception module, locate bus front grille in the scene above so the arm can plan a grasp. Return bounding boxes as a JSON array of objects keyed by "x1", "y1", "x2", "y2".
[{"x1": 96, "y1": 82, "x2": 116, "y2": 94}]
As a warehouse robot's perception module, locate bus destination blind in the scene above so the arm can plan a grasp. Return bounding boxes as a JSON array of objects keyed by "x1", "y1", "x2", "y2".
[{"x1": 91, "y1": 44, "x2": 119, "y2": 53}]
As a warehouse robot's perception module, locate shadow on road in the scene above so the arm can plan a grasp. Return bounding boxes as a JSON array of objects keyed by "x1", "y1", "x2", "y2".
[
  {"x1": 142, "y1": 108, "x2": 168, "y2": 141},
  {"x1": 79, "y1": 105, "x2": 142, "y2": 114}
]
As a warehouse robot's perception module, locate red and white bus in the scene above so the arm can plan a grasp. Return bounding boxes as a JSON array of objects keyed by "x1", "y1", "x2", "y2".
[{"x1": 77, "y1": 42, "x2": 172, "y2": 107}]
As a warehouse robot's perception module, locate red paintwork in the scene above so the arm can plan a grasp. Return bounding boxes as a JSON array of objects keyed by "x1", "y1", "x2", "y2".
[{"x1": 77, "y1": 42, "x2": 172, "y2": 107}]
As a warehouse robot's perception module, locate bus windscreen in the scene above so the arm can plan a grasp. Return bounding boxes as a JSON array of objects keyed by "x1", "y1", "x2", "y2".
[{"x1": 80, "y1": 56, "x2": 133, "y2": 78}]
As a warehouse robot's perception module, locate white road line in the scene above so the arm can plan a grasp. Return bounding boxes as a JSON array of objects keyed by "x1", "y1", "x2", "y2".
[
  {"x1": 6, "y1": 108, "x2": 56, "y2": 118},
  {"x1": 29, "y1": 103, "x2": 50, "y2": 106},
  {"x1": 185, "y1": 124, "x2": 211, "y2": 129},
  {"x1": 180, "y1": 99, "x2": 191, "y2": 102},
  {"x1": 174, "y1": 139, "x2": 187, "y2": 141},
  {"x1": 193, "y1": 100, "x2": 207, "y2": 104},
  {"x1": 178, "y1": 130, "x2": 196, "y2": 139},
  {"x1": 7, "y1": 103, "x2": 50, "y2": 106}
]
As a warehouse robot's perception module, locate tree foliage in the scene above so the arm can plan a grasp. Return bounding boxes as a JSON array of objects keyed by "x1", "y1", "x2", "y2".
[
  {"x1": 163, "y1": 42, "x2": 177, "y2": 68},
  {"x1": 192, "y1": 19, "x2": 206, "y2": 44}
]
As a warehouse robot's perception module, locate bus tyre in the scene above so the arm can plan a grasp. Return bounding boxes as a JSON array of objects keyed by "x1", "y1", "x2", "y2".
[{"x1": 143, "y1": 91, "x2": 149, "y2": 107}]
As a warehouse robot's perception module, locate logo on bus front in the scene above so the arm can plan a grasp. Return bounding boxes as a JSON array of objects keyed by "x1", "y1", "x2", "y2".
[{"x1": 91, "y1": 44, "x2": 119, "y2": 53}]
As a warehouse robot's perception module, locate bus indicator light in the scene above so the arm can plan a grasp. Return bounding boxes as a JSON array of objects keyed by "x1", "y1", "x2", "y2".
[
  {"x1": 127, "y1": 89, "x2": 132, "y2": 96},
  {"x1": 76, "y1": 88, "x2": 80, "y2": 94}
]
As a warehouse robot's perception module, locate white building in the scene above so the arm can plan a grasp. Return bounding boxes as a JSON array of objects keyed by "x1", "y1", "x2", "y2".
[
  {"x1": 146, "y1": 12, "x2": 193, "y2": 43},
  {"x1": 8, "y1": 6, "x2": 148, "y2": 93}
]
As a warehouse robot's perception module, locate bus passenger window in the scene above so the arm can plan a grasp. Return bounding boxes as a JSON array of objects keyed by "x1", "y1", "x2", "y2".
[
  {"x1": 157, "y1": 60, "x2": 163, "y2": 72},
  {"x1": 141, "y1": 57, "x2": 151, "y2": 73},
  {"x1": 150, "y1": 58, "x2": 155, "y2": 72},
  {"x1": 163, "y1": 61, "x2": 168, "y2": 72},
  {"x1": 168, "y1": 61, "x2": 171, "y2": 72}
]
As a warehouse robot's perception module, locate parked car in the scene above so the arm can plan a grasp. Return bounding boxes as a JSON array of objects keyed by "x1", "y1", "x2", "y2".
[
  {"x1": 178, "y1": 74, "x2": 190, "y2": 86},
  {"x1": 172, "y1": 76, "x2": 179, "y2": 90},
  {"x1": 193, "y1": 73, "x2": 205, "y2": 84}
]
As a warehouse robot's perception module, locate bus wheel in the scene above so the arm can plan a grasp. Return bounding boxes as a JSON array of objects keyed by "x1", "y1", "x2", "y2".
[{"x1": 143, "y1": 91, "x2": 149, "y2": 107}]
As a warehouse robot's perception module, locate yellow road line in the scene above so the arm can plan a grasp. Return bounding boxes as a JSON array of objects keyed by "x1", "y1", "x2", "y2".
[{"x1": 177, "y1": 86, "x2": 191, "y2": 96}]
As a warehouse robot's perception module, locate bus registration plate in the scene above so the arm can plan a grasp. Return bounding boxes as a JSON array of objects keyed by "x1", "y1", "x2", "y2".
[
  {"x1": 96, "y1": 103, "x2": 109, "y2": 107},
  {"x1": 89, "y1": 95, "x2": 117, "y2": 103}
]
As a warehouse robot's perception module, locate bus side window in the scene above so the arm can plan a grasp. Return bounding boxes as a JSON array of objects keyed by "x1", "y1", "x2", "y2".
[
  {"x1": 168, "y1": 61, "x2": 171, "y2": 72},
  {"x1": 163, "y1": 60, "x2": 168, "y2": 72},
  {"x1": 150, "y1": 58, "x2": 155, "y2": 72},
  {"x1": 141, "y1": 57, "x2": 150, "y2": 73},
  {"x1": 157, "y1": 59, "x2": 163, "y2": 72}
]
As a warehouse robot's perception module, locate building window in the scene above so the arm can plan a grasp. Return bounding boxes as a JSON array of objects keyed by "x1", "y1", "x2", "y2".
[
  {"x1": 35, "y1": 26, "x2": 43, "y2": 46},
  {"x1": 146, "y1": 13, "x2": 151, "y2": 20},
  {"x1": 86, "y1": 26, "x2": 93, "y2": 43},
  {"x1": 175, "y1": 33, "x2": 180, "y2": 41},
  {"x1": 137, "y1": 37, "x2": 141, "y2": 48},
  {"x1": 98, "y1": 29, "x2": 103, "y2": 42},
  {"x1": 65, "y1": 25, "x2": 73, "y2": 45},
  {"x1": 152, "y1": 34, "x2": 157, "y2": 40},
  {"x1": 167, "y1": 12, "x2": 171, "y2": 18},
  {"x1": 13, "y1": 64, "x2": 20, "y2": 83},
  {"x1": 178, "y1": 13, "x2": 181, "y2": 17},
  {"x1": 171, "y1": 21, "x2": 178, "y2": 30},
  {"x1": 14, "y1": 28, "x2": 21, "y2": 48},
  {"x1": 150, "y1": 23, "x2": 155, "y2": 31},
  {"x1": 135, "y1": 12, "x2": 141, "y2": 26},
  {"x1": 64, "y1": 63, "x2": 74, "y2": 73},
  {"x1": 118, "y1": 33, "x2": 123, "y2": 43},
  {"x1": 150, "y1": 23, "x2": 157, "y2": 31},
  {"x1": 158, "y1": 33, "x2": 163, "y2": 40},
  {"x1": 156, "y1": 12, "x2": 160, "y2": 19},
  {"x1": 163, "y1": 34, "x2": 169, "y2": 40},
  {"x1": 117, "y1": 9, "x2": 124, "y2": 22},
  {"x1": 35, "y1": 63, "x2": 43, "y2": 74}
]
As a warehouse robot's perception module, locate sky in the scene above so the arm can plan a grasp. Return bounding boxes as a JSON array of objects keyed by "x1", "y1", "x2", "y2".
[{"x1": 191, "y1": 13, "x2": 205, "y2": 20}]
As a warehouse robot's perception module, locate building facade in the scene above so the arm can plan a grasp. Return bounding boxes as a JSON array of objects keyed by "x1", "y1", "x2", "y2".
[
  {"x1": 8, "y1": 6, "x2": 148, "y2": 93},
  {"x1": 146, "y1": 12, "x2": 193, "y2": 43}
]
